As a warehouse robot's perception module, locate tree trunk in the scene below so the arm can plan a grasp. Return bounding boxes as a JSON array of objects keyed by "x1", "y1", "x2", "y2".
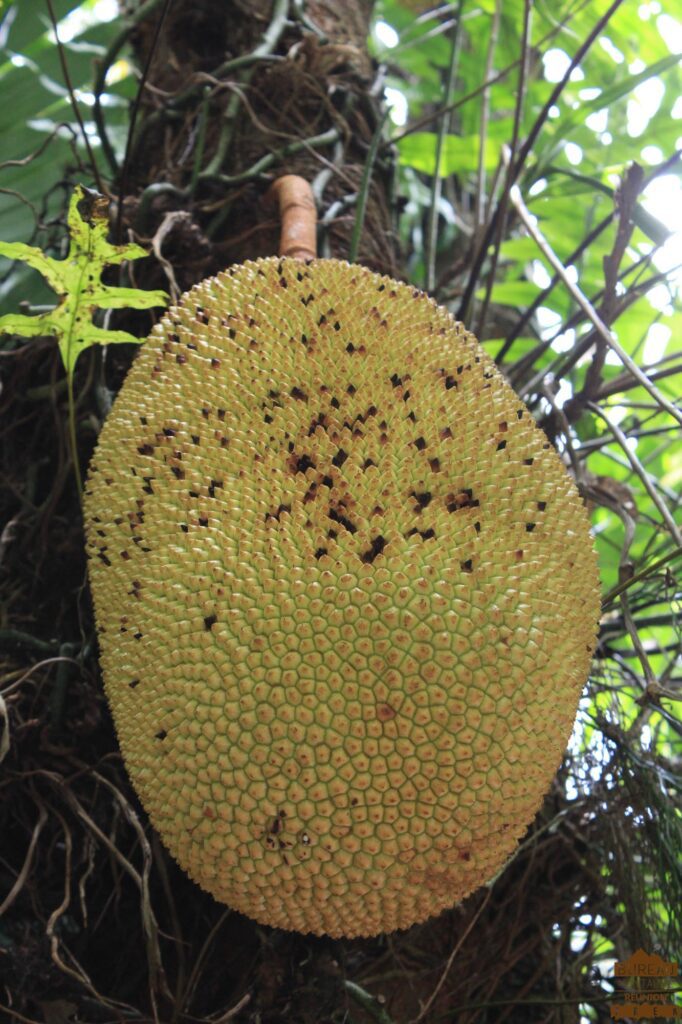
[{"x1": 119, "y1": 0, "x2": 398, "y2": 292}]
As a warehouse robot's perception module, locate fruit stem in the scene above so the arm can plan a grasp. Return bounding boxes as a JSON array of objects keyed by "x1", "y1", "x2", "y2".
[{"x1": 266, "y1": 175, "x2": 317, "y2": 261}]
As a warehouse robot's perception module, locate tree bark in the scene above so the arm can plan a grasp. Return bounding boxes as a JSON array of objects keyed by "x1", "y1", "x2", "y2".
[{"x1": 120, "y1": 0, "x2": 398, "y2": 292}]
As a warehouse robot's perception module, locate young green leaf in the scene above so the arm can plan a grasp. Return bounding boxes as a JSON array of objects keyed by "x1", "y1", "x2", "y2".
[{"x1": 0, "y1": 184, "x2": 168, "y2": 375}]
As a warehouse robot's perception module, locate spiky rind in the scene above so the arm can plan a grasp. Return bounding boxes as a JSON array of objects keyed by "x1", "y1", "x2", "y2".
[{"x1": 84, "y1": 258, "x2": 600, "y2": 938}]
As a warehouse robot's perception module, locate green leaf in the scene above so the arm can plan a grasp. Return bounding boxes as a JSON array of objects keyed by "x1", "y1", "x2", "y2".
[
  {"x1": 536, "y1": 53, "x2": 682, "y2": 171},
  {"x1": 398, "y1": 130, "x2": 503, "y2": 177},
  {"x1": 499, "y1": 237, "x2": 542, "y2": 262},
  {"x1": 476, "y1": 280, "x2": 544, "y2": 306},
  {"x1": 577, "y1": 54, "x2": 681, "y2": 122},
  {"x1": 0, "y1": 185, "x2": 168, "y2": 377},
  {"x1": 0, "y1": 2, "x2": 133, "y2": 313}
]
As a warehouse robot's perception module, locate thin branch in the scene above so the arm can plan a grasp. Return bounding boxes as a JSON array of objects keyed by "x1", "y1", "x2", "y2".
[
  {"x1": 391, "y1": 16, "x2": 457, "y2": 59},
  {"x1": 500, "y1": 212, "x2": 614, "y2": 367},
  {"x1": 390, "y1": 64, "x2": 511, "y2": 147},
  {"x1": 424, "y1": 2, "x2": 463, "y2": 293},
  {"x1": 578, "y1": 423, "x2": 679, "y2": 455},
  {"x1": 0, "y1": 803, "x2": 47, "y2": 915},
  {"x1": 45, "y1": 0, "x2": 103, "y2": 192},
  {"x1": 512, "y1": 0, "x2": 626, "y2": 182},
  {"x1": 509, "y1": 182, "x2": 682, "y2": 426},
  {"x1": 408, "y1": 890, "x2": 493, "y2": 1024},
  {"x1": 388, "y1": 0, "x2": 596, "y2": 147},
  {"x1": 350, "y1": 110, "x2": 390, "y2": 264},
  {"x1": 596, "y1": 361, "x2": 682, "y2": 402},
  {"x1": 92, "y1": 0, "x2": 167, "y2": 177},
  {"x1": 115, "y1": 0, "x2": 173, "y2": 242},
  {"x1": 588, "y1": 403, "x2": 682, "y2": 546},
  {"x1": 474, "y1": 0, "x2": 532, "y2": 336},
  {"x1": 474, "y1": 0, "x2": 502, "y2": 232},
  {"x1": 457, "y1": 0, "x2": 626, "y2": 321},
  {"x1": 519, "y1": 260, "x2": 676, "y2": 395}
]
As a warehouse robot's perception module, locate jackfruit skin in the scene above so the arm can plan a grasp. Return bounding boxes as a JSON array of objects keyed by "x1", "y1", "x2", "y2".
[{"x1": 84, "y1": 257, "x2": 600, "y2": 938}]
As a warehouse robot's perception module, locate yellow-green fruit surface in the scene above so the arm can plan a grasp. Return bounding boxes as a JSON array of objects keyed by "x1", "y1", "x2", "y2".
[{"x1": 84, "y1": 257, "x2": 600, "y2": 938}]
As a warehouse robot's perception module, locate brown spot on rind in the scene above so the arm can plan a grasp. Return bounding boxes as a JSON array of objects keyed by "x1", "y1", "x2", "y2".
[{"x1": 361, "y1": 535, "x2": 386, "y2": 564}]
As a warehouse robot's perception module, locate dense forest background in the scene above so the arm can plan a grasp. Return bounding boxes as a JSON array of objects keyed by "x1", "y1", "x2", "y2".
[{"x1": 0, "y1": 1, "x2": 680, "y2": 1021}]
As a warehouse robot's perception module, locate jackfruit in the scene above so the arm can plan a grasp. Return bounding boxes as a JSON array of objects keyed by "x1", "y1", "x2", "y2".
[{"x1": 84, "y1": 257, "x2": 600, "y2": 938}]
